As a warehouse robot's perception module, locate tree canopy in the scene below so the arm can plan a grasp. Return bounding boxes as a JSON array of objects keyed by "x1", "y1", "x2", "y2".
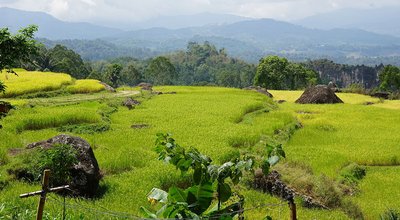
[
  {"x1": 0, "y1": 25, "x2": 38, "y2": 93},
  {"x1": 254, "y1": 55, "x2": 318, "y2": 90},
  {"x1": 145, "y1": 56, "x2": 176, "y2": 85},
  {"x1": 22, "y1": 44, "x2": 90, "y2": 79},
  {"x1": 379, "y1": 65, "x2": 400, "y2": 92}
]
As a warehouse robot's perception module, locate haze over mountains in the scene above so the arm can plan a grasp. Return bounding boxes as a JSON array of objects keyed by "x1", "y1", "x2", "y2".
[
  {"x1": 1, "y1": 7, "x2": 399, "y2": 64},
  {"x1": 296, "y1": 6, "x2": 400, "y2": 37}
]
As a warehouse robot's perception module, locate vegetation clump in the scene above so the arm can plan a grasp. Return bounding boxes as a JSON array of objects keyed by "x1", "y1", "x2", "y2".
[{"x1": 339, "y1": 163, "x2": 367, "y2": 186}]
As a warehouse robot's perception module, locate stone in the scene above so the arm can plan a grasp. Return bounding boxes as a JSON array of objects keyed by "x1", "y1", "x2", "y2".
[
  {"x1": 138, "y1": 82, "x2": 153, "y2": 91},
  {"x1": 123, "y1": 97, "x2": 140, "y2": 110},
  {"x1": 27, "y1": 134, "x2": 101, "y2": 197},
  {"x1": 295, "y1": 85, "x2": 343, "y2": 104},
  {"x1": 99, "y1": 82, "x2": 116, "y2": 93},
  {"x1": 371, "y1": 91, "x2": 389, "y2": 99},
  {"x1": 243, "y1": 86, "x2": 273, "y2": 98},
  {"x1": 0, "y1": 101, "x2": 13, "y2": 118}
]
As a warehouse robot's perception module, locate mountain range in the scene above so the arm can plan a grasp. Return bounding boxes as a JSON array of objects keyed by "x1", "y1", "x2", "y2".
[
  {"x1": 1, "y1": 7, "x2": 400, "y2": 64},
  {"x1": 296, "y1": 6, "x2": 400, "y2": 37}
]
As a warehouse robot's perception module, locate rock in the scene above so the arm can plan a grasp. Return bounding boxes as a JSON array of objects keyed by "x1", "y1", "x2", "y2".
[
  {"x1": 123, "y1": 97, "x2": 140, "y2": 110},
  {"x1": 99, "y1": 82, "x2": 116, "y2": 93},
  {"x1": 295, "y1": 85, "x2": 343, "y2": 104},
  {"x1": 27, "y1": 134, "x2": 101, "y2": 197},
  {"x1": 277, "y1": 100, "x2": 286, "y2": 104},
  {"x1": 131, "y1": 124, "x2": 149, "y2": 129},
  {"x1": 253, "y1": 169, "x2": 328, "y2": 209},
  {"x1": 152, "y1": 91, "x2": 163, "y2": 95},
  {"x1": 243, "y1": 86, "x2": 273, "y2": 98},
  {"x1": 138, "y1": 82, "x2": 153, "y2": 91},
  {"x1": 371, "y1": 91, "x2": 389, "y2": 99},
  {"x1": 0, "y1": 101, "x2": 13, "y2": 118},
  {"x1": 253, "y1": 169, "x2": 294, "y2": 201}
]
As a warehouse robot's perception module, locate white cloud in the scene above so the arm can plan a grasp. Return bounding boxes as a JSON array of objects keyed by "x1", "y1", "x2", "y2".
[{"x1": 0, "y1": 0, "x2": 399, "y2": 23}]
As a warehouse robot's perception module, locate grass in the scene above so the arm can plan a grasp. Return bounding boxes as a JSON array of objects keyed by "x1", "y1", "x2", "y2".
[
  {"x1": 1, "y1": 102, "x2": 103, "y2": 133},
  {"x1": 1, "y1": 84, "x2": 399, "y2": 219},
  {"x1": 269, "y1": 90, "x2": 400, "y2": 219},
  {"x1": 66, "y1": 79, "x2": 105, "y2": 94},
  {"x1": 0, "y1": 69, "x2": 73, "y2": 98}
]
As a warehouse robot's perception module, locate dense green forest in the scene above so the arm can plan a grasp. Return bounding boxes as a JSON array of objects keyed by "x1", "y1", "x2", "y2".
[{"x1": 18, "y1": 41, "x2": 400, "y2": 91}]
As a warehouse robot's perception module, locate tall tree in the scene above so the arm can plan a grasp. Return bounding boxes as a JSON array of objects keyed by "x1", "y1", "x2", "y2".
[
  {"x1": 145, "y1": 56, "x2": 176, "y2": 85},
  {"x1": 254, "y1": 56, "x2": 288, "y2": 90},
  {"x1": 255, "y1": 55, "x2": 318, "y2": 90},
  {"x1": 0, "y1": 25, "x2": 38, "y2": 93},
  {"x1": 121, "y1": 62, "x2": 142, "y2": 86},
  {"x1": 379, "y1": 65, "x2": 400, "y2": 91},
  {"x1": 105, "y1": 63, "x2": 123, "y2": 88},
  {"x1": 47, "y1": 45, "x2": 90, "y2": 79}
]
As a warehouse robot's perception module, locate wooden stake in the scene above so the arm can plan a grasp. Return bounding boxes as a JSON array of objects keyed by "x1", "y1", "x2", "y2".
[
  {"x1": 36, "y1": 169, "x2": 50, "y2": 220},
  {"x1": 20, "y1": 169, "x2": 70, "y2": 220},
  {"x1": 288, "y1": 198, "x2": 297, "y2": 220}
]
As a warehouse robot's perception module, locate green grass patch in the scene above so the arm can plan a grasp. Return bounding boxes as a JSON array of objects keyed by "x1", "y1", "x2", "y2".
[
  {"x1": 66, "y1": 79, "x2": 105, "y2": 94},
  {"x1": 0, "y1": 69, "x2": 73, "y2": 98}
]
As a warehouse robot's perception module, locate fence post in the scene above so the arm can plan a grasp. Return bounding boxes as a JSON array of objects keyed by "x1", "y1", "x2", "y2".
[
  {"x1": 288, "y1": 198, "x2": 297, "y2": 220},
  {"x1": 36, "y1": 169, "x2": 50, "y2": 220}
]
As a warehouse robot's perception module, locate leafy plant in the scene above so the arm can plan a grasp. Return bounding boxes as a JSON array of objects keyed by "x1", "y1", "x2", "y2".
[
  {"x1": 339, "y1": 163, "x2": 366, "y2": 185},
  {"x1": 261, "y1": 143, "x2": 286, "y2": 175},
  {"x1": 35, "y1": 144, "x2": 78, "y2": 186},
  {"x1": 141, "y1": 133, "x2": 254, "y2": 219},
  {"x1": 381, "y1": 209, "x2": 400, "y2": 220}
]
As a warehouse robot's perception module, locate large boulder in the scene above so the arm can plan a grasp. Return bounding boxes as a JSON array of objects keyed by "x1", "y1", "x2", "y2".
[
  {"x1": 27, "y1": 134, "x2": 101, "y2": 197},
  {"x1": 295, "y1": 85, "x2": 343, "y2": 104}
]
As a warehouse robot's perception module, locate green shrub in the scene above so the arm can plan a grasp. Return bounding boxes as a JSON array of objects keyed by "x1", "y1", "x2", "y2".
[
  {"x1": 339, "y1": 163, "x2": 366, "y2": 185},
  {"x1": 342, "y1": 83, "x2": 367, "y2": 94},
  {"x1": 35, "y1": 144, "x2": 77, "y2": 186},
  {"x1": 57, "y1": 123, "x2": 110, "y2": 134},
  {"x1": 380, "y1": 209, "x2": 400, "y2": 220},
  {"x1": 341, "y1": 199, "x2": 364, "y2": 220},
  {"x1": 314, "y1": 175, "x2": 343, "y2": 208}
]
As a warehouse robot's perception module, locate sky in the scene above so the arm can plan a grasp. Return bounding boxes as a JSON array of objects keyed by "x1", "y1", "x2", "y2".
[{"x1": 1, "y1": 0, "x2": 400, "y2": 23}]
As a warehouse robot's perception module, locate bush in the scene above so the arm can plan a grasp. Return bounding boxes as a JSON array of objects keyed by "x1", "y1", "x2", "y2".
[
  {"x1": 341, "y1": 199, "x2": 364, "y2": 220},
  {"x1": 380, "y1": 209, "x2": 400, "y2": 220},
  {"x1": 342, "y1": 83, "x2": 367, "y2": 94},
  {"x1": 314, "y1": 175, "x2": 343, "y2": 208},
  {"x1": 339, "y1": 163, "x2": 366, "y2": 185},
  {"x1": 36, "y1": 144, "x2": 78, "y2": 186}
]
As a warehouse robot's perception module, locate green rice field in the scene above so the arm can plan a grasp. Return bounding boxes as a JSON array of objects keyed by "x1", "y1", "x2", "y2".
[{"x1": 0, "y1": 83, "x2": 399, "y2": 219}]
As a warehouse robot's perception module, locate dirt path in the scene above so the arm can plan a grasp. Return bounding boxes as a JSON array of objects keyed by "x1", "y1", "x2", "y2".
[{"x1": 24, "y1": 90, "x2": 140, "y2": 106}]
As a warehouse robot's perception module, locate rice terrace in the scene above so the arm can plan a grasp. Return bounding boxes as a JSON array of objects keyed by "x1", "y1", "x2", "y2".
[{"x1": 1, "y1": 1, "x2": 400, "y2": 220}]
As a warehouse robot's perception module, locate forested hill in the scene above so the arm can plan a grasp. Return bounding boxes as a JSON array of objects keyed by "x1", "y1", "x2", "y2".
[
  {"x1": 3, "y1": 7, "x2": 400, "y2": 65},
  {"x1": 21, "y1": 41, "x2": 389, "y2": 90},
  {"x1": 0, "y1": 7, "x2": 122, "y2": 39}
]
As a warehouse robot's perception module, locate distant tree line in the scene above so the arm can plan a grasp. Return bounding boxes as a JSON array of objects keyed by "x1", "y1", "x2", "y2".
[
  {"x1": 15, "y1": 41, "x2": 400, "y2": 93},
  {"x1": 303, "y1": 59, "x2": 384, "y2": 89}
]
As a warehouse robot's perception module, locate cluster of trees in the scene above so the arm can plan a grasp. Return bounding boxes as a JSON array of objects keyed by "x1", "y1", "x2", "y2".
[
  {"x1": 5, "y1": 26, "x2": 399, "y2": 94},
  {"x1": 255, "y1": 56, "x2": 318, "y2": 90},
  {"x1": 87, "y1": 42, "x2": 256, "y2": 88},
  {"x1": 379, "y1": 65, "x2": 400, "y2": 92},
  {"x1": 21, "y1": 44, "x2": 90, "y2": 79},
  {"x1": 168, "y1": 42, "x2": 256, "y2": 87},
  {"x1": 304, "y1": 59, "x2": 383, "y2": 89},
  {"x1": 0, "y1": 25, "x2": 38, "y2": 93}
]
